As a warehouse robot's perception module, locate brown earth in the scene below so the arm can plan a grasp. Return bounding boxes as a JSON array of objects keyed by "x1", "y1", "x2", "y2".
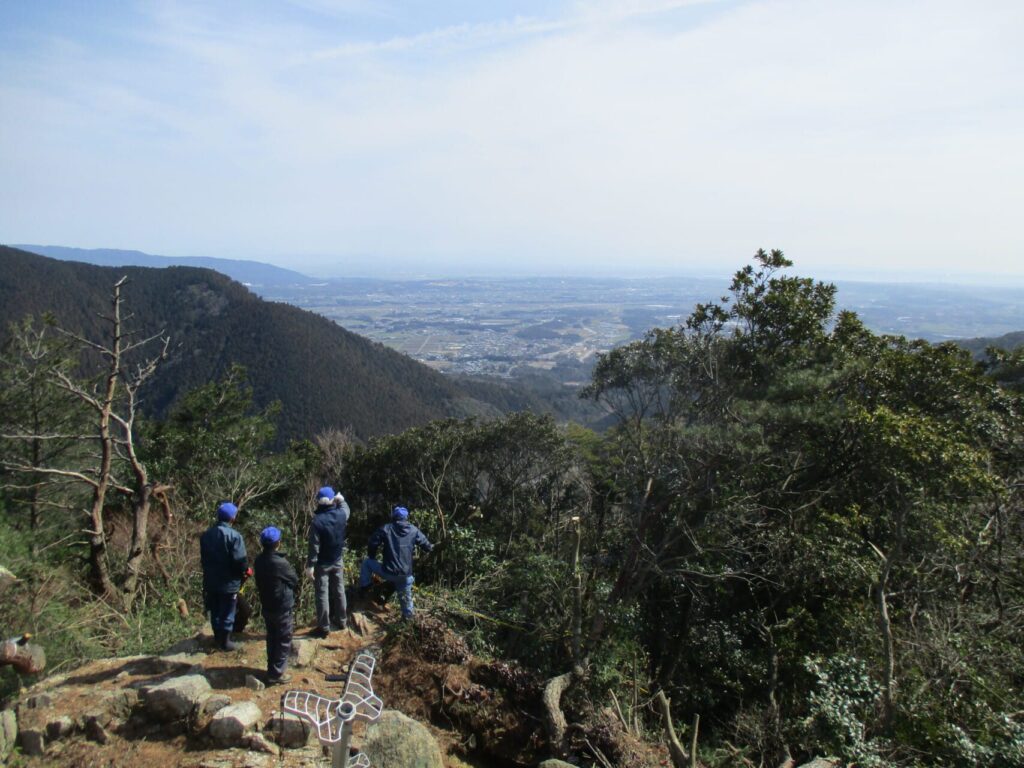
[{"x1": 9, "y1": 602, "x2": 668, "y2": 767}]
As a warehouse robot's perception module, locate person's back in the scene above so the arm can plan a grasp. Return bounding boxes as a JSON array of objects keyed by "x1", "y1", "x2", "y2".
[
  {"x1": 309, "y1": 502, "x2": 349, "y2": 566},
  {"x1": 254, "y1": 546, "x2": 298, "y2": 619},
  {"x1": 306, "y1": 486, "x2": 351, "y2": 636},
  {"x1": 253, "y1": 526, "x2": 297, "y2": 684},
  {"x1": 199, "y1": 502, "x2": 248, "y2": 650},
  {"x1": 360, "y1": 506, "x2": 433, "y2": 619},
  {"x1": 200, "y1": 520, "x2": 247, "y2": 594},
  {"x1": 372, "y1": 518, "x2": 432, "y2": 576}
]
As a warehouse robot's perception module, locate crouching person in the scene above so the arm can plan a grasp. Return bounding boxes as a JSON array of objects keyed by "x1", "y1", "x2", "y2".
[
  {"x1": 254, "y1": 526, "x2": 298, "y2": 685},
  {"x1": 359, "y1": 506, "x2": 433, "y2": 619}
]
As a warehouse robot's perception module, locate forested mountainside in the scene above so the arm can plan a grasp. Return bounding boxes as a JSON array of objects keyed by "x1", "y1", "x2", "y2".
[
  {"x1": 2, "y1": 248, "x2": 1023, "y2": 768},
  {"x1": 14, "y1": 244, "x2": 314, "y2": 287},
  {"x1": 958, "y1": 330, "x2": 1024, "y2": 356},
  {"x1": 0, "y1": 245, "x2": 534, "y2": 441}
]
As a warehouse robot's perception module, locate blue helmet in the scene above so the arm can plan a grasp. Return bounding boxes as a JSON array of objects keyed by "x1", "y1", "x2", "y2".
[
  {"x1": 260, "y1": 526, "x2": 281, "y2": 545},
  {"x1": 217, "y1": 502, "x2": 238, "y2": 521},
  {"x1": 392, "y1": 506, "x2": 409, "y2": 521}
]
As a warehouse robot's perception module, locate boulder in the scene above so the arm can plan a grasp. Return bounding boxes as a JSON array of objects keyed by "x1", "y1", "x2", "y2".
[
  {"x1": 22, "y1": 692, "x2": 53, "y2": 710},
  {"x1": 142, "y1": 674, "x2": 212, "y2": 721},
  {"x1": 98, "y1": 688, "x2": 140, "y2": 721},
  {"x1": 0, "y1": 708, "x2": 17, "y2": 759},
  {"x1": 209, "y1": 700, "x2": 263, "y2": 745},
  {"x1": 539, "y1": 761, "x2": 580, "y2": 768},
  {"x1": 269, "y1": 711, "x2": 312, "y2": 748},
  {"x1": 797, "y1": 761, "x2": 840, "y2": 768},
  {"x1": 245, "y1": 674, "x2": 266, "y2": 691},
  {"x1": 45, "y1": 714, "x2": 75, "y2": 740},
  {"x1": 244, "y1": 732, "x2": 280, "y2": 755},
  {"x1": 290, "y1": 638, "x2": 317, "y2": 668},
  {"x1": 362, "y1": 710, "x2": 444, "y2": 768},
  {"x1": 19, "y1": 726, "x2": 46, "y2": 756},
  {"x1": 201, "y1": 694, "x2": 233, "y2": 716}
]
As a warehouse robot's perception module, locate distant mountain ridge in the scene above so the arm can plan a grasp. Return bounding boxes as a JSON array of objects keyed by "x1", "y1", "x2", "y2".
[
  {"x1": 0, "y1": 246, "x2": 522, "y2": 442},
  {"x1": 13, "y1": 244, "x2": 313, "y2": 287},
  {"x1": 956, "y1": 330, "x2": 1024, "y2": 358}
]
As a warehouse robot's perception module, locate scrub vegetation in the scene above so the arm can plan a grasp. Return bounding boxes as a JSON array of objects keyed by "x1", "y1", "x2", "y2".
[{"x1": 1, "y1": 249, "x2": 1022, "y2": 767}]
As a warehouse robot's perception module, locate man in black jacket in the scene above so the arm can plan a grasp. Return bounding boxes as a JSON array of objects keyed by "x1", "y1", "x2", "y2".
[
  {"x1": 306, "y1": 486, "x2": 350, "y2": 637},
  {"x1": 254, "y1": 526, "x2": 298, "y2": 685},
  {"x1": 358, "y1": 506, "x2": 433, "y2": 619}
]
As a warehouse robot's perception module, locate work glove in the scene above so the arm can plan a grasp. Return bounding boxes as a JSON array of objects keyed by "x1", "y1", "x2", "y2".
[{"x1": 305, "y1": 567, "x2": 315, "y2": 580}]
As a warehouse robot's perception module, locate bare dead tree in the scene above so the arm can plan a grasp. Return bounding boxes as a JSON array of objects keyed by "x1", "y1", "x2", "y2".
[{"x1": 3, "y1": 278, "x2": 169, "y2": 608}]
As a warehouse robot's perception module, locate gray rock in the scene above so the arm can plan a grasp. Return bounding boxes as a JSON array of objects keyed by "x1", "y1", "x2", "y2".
[
  {"x1": 100, "y1": 688, "x2": 139, "y2": 721},
  {"x1": 161, "y1": 636, "x2": 202, "y2": 655},
  {"x1": 209, "y1": 700, "x2": 263, "y2": 745},
  {"x1": 269, "y1": 711, "x2": 312, "y2": 748},
  {"x1": 201, "y1": 694, "x2": 233, "y2": 716},
  {"x1": 0, "y1": 709, "x2": 17, "y2": 759},
  {"x1": 84, "y1": 718, "x2": 112, "y2": 744},
  {"x1": 142, "y1": 673, "x2": 212, "y2": 721},
  {"x1": 362, "y1": 710, "x2": 444, "y2": 768},
  {"x1": 797, "y1": 760, "x2": 840, "y2": 768},
  {"x1": 539, "y1": 761, "x2": 581, "y2": 768},
  {"x1": 19, "y1": 727, "x2": 46, "y2": 756},
  {"x1": 290, "y1": 638, "x2": 317, "y2": 668},
  {"x1": 245, "y1": 674, "x2": 266, "y2": 691},
  {"x1": 244, "y1": 732, "x2": 280, "y2": 755},
  {"x1": 23, "y1": 692, "x2": 53, "y2": 710},
  {"x1": 45, "y1": 715, "x2": 76, "y2": 740}
]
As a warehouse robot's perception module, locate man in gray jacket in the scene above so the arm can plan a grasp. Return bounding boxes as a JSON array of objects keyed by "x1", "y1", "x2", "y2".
[{"x1": 306, "y1": 486, "x2": 350, "y2": 637}]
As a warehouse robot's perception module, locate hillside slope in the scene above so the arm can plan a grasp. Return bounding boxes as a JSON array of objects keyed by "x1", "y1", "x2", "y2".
[{"x1": 0, "y1": 246, "x2": 504, "y2": 441}]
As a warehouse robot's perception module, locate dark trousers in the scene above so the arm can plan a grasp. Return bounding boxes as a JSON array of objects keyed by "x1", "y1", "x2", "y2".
[
  {"x1": 206, "y1": 592, "x2": 238, "y2": 634},
  {"x1": 265, "y1": 612, "x2": 293, "y2": 679},
  {"x1": 314, "y1": 562, "x2": 347, "y2": 630}
]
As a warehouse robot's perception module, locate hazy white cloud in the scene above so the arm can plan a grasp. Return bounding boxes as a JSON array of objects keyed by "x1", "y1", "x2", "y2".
[{"x1": 1, "y1": 0, "x2": 1022, "y2": 278}]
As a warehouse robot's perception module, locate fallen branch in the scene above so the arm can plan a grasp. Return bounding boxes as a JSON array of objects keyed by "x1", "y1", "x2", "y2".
[{"x1": 542, "y1": 670, "x2": 574, "y2": 756}]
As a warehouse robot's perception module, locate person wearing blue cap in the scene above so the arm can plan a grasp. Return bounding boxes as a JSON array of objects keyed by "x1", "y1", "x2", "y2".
[
  {"x1": 358, "y1": 506, "x2": 433, "y2": 619},
  {"x1": 254, "y1": 526, "x2": 298, "y2": 684},
  {"x1": 305, "y1": 486, "x2": 351, "y2": 638},
  {"x1": 199, "y1": 502, "x2": 249, "y2": 650}
]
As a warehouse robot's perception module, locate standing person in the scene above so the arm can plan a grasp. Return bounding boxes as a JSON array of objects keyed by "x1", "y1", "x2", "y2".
[
  {"x1": 253, "y1": 526, "x2": 298, "y2": 685},
  {"x1": 199, "y1": 502, "x2": 249, "y2": 651},
  {"x1": 358, "y1": 506, "x2": 433, "y2": 619},
  {"x1": 306, "y1": 486, "x2": 350, "y2": 638}
]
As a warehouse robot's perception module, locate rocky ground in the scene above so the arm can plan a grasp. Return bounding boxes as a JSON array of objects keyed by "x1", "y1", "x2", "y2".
[
  {"x1": 0, "y1": 602, "x2": 489, "y2": 768},
  {"x1": 0, "y1": 600, "x2": 838, "y2": 768}
]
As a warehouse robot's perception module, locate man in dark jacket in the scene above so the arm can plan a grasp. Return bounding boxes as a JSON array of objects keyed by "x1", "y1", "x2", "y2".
[
  {"x1": 358, "y1": 506, "x2": 433, "y2": 619},
  {"x1": 253, "y1": 526, "x2": 298, "y2": 685},
  {"x1": 199, "y1": 502, "x2": 249, "y2": 650},
  {"x1": 306, "y1": 486, "x2": 350, "y2": 637}
]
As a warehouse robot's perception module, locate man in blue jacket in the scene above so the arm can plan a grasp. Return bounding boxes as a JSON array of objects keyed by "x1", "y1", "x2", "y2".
[
  {"x1": 199, "y1": 502, "x2": 249, "y2": 651},
  {"x1": 306, "y1": 486, "x2": 350, "y2": 637},
  {"x1": 254, "y1": 526, "x2": 298, "y2": 685},
  {"x1": 358, "y1": 506, "x2": 433, "y2": 619}
]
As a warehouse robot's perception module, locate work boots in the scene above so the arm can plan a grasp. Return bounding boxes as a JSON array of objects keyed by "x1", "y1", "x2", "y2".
[{"x1": 215, "y1": 631, "x2": 240, "y2": 651}]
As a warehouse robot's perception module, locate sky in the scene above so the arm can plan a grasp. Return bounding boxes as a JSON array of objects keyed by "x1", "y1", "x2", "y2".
[{"x1": 1, "y1": 0, "x2": 1022, "y2": 280}]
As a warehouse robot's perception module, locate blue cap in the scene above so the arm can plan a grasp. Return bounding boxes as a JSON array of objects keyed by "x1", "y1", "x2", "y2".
[
  {"x1": 217, "y1": 502, "x2": 238, "y2": 521},
  {"x1": 317, "y1": 486, "x2": 335, "y2": 505},
  {"x1": 392, "y1": 506, "x2": 409, "y2": 520},
  {"x1": 260, "y1": 526, "x2": 281, "y2": 545}
]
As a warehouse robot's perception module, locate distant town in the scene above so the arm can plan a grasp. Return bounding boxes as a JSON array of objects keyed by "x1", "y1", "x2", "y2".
[{"x1": 263, "y1": 275, "x2": 1024, "y2": 377}]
